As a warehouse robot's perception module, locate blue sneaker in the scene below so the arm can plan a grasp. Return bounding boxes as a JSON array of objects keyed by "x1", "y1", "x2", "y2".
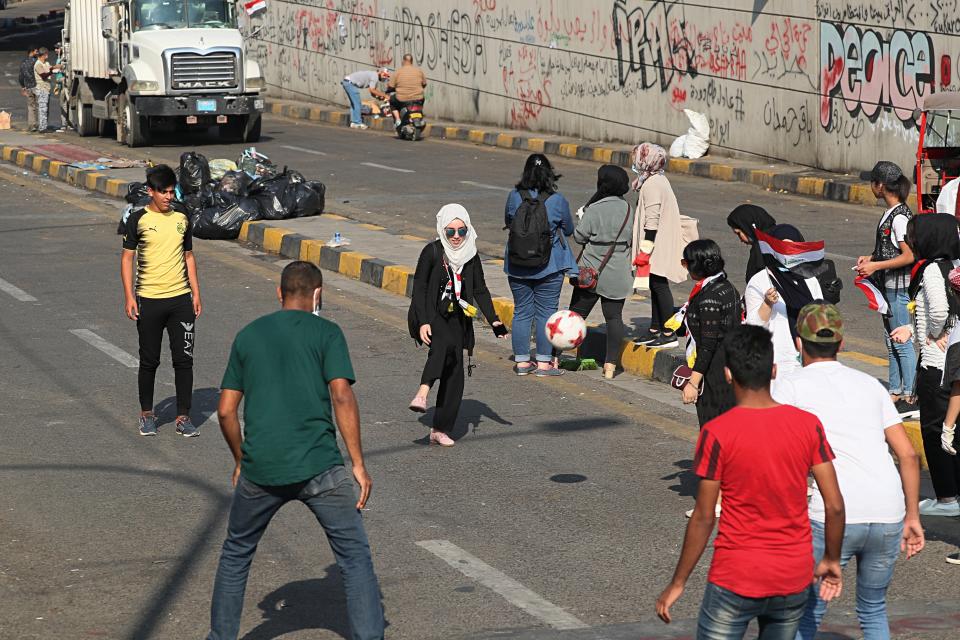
[
  {"x1": 175, "y1": 416, "x2": 199, "y2": 438},
  {"x1": 138, "y1": 413, "x2": 158, "y2": 436}
]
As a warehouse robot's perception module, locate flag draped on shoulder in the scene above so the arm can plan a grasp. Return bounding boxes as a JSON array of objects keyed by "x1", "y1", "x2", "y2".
[{"x1": 755, "y1": 229, "x2": 825, "y2": 270}]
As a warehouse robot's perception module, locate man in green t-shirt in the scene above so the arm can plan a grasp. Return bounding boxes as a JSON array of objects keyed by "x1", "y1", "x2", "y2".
[{"x1": 208, "y1": 261, "x2": 384, "y2": 640}]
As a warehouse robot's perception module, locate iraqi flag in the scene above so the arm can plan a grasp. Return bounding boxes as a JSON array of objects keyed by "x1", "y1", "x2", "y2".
[
  {"x1": 244, "y1": 0, "x2": 266, "y2": 15},
  {"x1": 854, "y1": 276, "x2": 890, "y2": 314},
  {"x1": 755, "y1": 229, "x2": 825, "y2": 269}
]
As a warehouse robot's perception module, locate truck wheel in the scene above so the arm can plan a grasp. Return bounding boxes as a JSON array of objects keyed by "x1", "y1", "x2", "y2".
[
  {"x1": 243, "y1": 114, "x2": 261, "y2": 143},
  {"x1": 75, "y1": 100, "x2": 97, "y2": 137},
  {"x1": 118, "y1": 95, "x2": 148, "y2": 147}
]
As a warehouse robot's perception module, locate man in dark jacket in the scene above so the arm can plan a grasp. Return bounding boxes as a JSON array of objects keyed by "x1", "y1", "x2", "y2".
[{"x1": 18, "y1": 48, "x2": 38, "y2": 132}]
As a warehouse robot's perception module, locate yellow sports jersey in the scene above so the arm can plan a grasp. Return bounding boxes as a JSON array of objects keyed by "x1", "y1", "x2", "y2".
[{"x1": 122, "y1": 206, "x2": 193, "y2": 298}]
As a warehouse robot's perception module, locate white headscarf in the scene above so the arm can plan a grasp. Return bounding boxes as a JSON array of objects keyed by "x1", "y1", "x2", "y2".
[{"x1": 436, "y1": 203, "x2": 478, "y2": 273}]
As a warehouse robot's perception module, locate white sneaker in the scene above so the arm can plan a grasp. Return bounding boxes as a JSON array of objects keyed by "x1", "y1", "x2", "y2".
[
  {"x1": 919, "y1": 498, "x2": 960, "y2": 516},
  {"x1": 946, "y1": 551, "x2": 960, "y2": 565},
  {"x1": 685, "y1": 505, "x2": 721, "y2": 518},
  {"x1": 350, "y1": 122, "x2": 368, "y2": 130}
]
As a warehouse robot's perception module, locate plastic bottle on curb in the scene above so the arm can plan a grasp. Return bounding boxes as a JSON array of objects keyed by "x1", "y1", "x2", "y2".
[{"x1": 327, "y1": 231, "x2": 350, "y2": 248}]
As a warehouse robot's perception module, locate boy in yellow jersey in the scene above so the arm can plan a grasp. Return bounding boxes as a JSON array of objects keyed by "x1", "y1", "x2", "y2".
[{"x1": 121, "y1": 165, "x2": 203, "y2": 437}]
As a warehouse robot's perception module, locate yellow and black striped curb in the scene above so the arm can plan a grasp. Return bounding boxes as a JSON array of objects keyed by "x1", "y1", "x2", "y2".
[
  {"x1": 265, "y1": 99, "x2": 891, "y2": 210},
  {"x1": 0, "y1": 140, "x2": 928, "y2": 465}
]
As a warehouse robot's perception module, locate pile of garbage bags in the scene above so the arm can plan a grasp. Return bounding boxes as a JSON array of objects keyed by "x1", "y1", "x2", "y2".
[{"x1": 119, "y1": 149, "x2": 326, "y2": 240}]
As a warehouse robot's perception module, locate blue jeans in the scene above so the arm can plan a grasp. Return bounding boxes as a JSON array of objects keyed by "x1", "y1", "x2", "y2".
[
  {"x1": 883, "y1": 287, "x2": 916, "y2": 396},
  {"x1": 207, "y1": 466, "x2": 384, "y2": 640},
  {"x1": 795, "y1": 520, "x2": 903, "y2": 640},
  {"x1": 697, "y1": 582, "x2": 808, "y2": 639},
  {"x1": 508, "y1": 272, "x2": 565, "y2": 362},
  {"x1": 341, "y1": 79, "x2": 363, "y2": 125}
]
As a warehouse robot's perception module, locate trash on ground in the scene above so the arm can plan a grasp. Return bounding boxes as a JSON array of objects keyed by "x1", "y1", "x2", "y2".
[
  {"x1": 116, "y1": 148, "x2": 325, "y2": 240},
  {"x1": 669, "y1": 109, "x2": 710, "y2": 159},
  {"x1": 326, "y1": 231, "x2": 350, "y2": 247}
]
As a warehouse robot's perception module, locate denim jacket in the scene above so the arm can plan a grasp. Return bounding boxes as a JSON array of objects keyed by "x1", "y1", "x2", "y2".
[{"x1": 503, "y1": 189, "x2": 578, "y2": 279}]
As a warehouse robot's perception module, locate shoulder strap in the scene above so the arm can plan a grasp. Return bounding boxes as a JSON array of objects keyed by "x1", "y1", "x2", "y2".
[{"x1": 596, "y1": 203, "x2": 632, "y2": 275}]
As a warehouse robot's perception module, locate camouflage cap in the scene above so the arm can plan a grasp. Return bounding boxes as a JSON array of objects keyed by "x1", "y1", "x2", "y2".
[{"x1": 796, "y1": 303, "x2": 843, "y2": 343}]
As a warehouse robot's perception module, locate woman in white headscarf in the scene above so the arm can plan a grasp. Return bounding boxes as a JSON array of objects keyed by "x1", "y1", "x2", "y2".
[{"x1": 406, "y1": 204, "x2": 507, "y2": 446}]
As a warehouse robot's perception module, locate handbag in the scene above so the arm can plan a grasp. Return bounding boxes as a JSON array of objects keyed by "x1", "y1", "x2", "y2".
[
  {"x1": 670, "y1": 364, "x2": 704, "y2": 396},
  {"x1": 575, "y1": 204, "x2": 632, "y2": 290}
]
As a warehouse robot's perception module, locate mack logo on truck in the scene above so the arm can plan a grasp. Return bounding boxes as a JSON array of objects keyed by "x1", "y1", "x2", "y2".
[{"x1": 175, "y1": 80, "x2": 235, "y2": 89}]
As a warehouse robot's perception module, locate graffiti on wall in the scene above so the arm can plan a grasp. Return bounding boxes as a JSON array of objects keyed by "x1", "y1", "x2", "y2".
[
  {"x1": 250, "y1": 0, "x2": 960, "y2": 172},
  {"x1": 819, "y1": 22, "x2": 934, "y2": 131}
]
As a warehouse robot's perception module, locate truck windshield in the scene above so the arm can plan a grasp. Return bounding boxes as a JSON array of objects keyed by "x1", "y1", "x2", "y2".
[
  {"x1": 926, "y1": 111, "x2": 960, "y2": 148},
  {"x1": 133, "y1": 0, "x2": 236, "y2": 30}
]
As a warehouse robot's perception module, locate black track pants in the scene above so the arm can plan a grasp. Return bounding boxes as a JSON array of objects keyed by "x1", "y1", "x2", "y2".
[{"x1": 137, "y1": 293, "x2": 195, "y2": 415}]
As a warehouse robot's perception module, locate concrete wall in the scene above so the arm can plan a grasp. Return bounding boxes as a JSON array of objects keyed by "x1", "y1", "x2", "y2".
[{"x1": 245, "y1": 0, "x2": 960, "y2": 174}]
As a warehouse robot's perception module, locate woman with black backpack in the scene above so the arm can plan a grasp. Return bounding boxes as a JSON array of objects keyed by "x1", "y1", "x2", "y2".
[{"x1": 504, "y1": 154, "x2": 577, "y2": 376}]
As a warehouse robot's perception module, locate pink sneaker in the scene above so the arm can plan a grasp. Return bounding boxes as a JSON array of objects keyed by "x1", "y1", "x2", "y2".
[
  {"x1": 409, "y1": 395, "x2": 427, "y2": 413},
  {"x1": 430, "y1": 429, "x2": 455, "y2": 447}
]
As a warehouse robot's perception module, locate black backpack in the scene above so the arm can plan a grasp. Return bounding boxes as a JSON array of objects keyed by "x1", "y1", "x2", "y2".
[{"x1": 507, "y1": 190, "x2": 552, "y2": 269}]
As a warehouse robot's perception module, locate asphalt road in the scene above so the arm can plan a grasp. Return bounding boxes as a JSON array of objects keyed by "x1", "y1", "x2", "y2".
[
  {"x1": 1, "y1": 143, "x2": 960, "y2": 638},
  {"x1": 0, "y1": 50, "x2": 895, "y2": 365}
]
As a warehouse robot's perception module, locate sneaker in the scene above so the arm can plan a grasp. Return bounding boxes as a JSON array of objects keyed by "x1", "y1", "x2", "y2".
[
  {"x1": 409, "y1": 395, "x2": 428, "y2": 413},
  {"x1": 648, "y1": 332, "x2": 679, "y2": 349},
  {"x1": 175, "y1": 416, "x2": 200, "y2": 438},
  {"x1": 535, "y1": 366, "x2": 565, "y2": 377},
  {"x1": 633, "y1": 330, "x2": 660, "y2": 345},
  {"x1": 895, "y1": 398, "x2": 920, "y2": 419},
  {"x1": 946, "y1": 551, "x2": 960, "y2": 565},
  {"x1": 919, "y1": 498, "x2": 960, "y2": 516},
  {"x1": 138, "y1": 413, "x2": 158, "y2": 436},
  {"x1": 513, "y1": 362, "x2": 535, "y2": 376},
  {"x1": 429, "y1": 429, "x2": 455, "y2": 447},
  {"x1": 685, "y1": 504, "x2": 722, "y2": 518},
  {"x1": 350, "y1": 122, "x2": 369, "y2": 129}
]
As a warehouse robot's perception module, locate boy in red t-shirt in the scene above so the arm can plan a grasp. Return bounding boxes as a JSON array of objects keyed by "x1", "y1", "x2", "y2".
[{"x1": 656, "y1": 324, "x2": 846, "y2": 638}]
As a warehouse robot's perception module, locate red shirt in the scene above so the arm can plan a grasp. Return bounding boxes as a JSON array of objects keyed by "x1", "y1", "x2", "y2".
[{"x1": 693, "y1": 405, "x2": 835, "y2": 598}]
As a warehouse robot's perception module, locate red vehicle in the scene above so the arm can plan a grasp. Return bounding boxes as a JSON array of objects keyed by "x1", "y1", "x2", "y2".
[{"x1": 915, "y1": 92, "x2": 960, "y2": 215}]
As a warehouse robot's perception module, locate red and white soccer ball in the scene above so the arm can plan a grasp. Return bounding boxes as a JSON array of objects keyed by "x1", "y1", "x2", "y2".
[{"x1": 545, "y1": 310, "x2": 587, "y2": 351}]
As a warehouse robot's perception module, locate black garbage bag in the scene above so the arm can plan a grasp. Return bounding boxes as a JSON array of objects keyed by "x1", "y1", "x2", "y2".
[
  {"x1": 250, "y1": 170, "x2": 325, "y2": 220},
  {"x1": 179, "y1": 151, "x2": 211, "y2": 195},
  {"x1": 216, "y1": 170, "x2": 254, "y2": 197},
  {"x1": 179, "y1": 185, "x2": 215, "y2": 217},
  {"x1": 303, "y1": 181, "x2": 326, "y2": 217},
  {"x1": 191, "y1": 195, "x2": 263, "y2": 240},
  {"x1": 125, "y1": 181, "x2": 150, "y2": 205}
]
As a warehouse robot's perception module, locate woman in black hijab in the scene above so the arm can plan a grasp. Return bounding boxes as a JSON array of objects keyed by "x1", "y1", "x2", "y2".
[
  {"x1": 892, "y1": 213, "x2": 960, "y2": 514},
  {"x1": 727, "y1": 204, "x2": 777, "y2": 284},
  {"x1": 585, "y1": 164, "x2": 631, "y2": 206}
]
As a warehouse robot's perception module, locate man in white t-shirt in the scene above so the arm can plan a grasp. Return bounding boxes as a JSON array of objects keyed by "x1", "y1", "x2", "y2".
[
  {"x1": 773, "y1": 303, "x2": 925, "y2": 640},
  {"x1": 341, "y1": 68, "x2": 390, "y2": 129}
]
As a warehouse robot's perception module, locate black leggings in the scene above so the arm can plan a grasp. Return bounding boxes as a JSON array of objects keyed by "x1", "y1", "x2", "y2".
[
  {"x1": 649, "y1": 274, "x2": 674, "y2": 332},
  {"x1": 137, "y1": 293, "x2": 195, "y2": 415},
  {"x1": 420, "y1": 312, "x2": 466, "y2": 433},
  {"x1": 917, "y1": 365, "x2": 960, "y2": 498},
  {"x1": 569, "y1": 287, "x2": 625, "y2": 365}
]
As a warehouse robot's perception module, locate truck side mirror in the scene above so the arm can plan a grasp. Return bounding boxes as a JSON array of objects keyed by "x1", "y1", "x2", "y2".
[{"x1": 101, "y1": 5, "x2": 116, "y2": 39}]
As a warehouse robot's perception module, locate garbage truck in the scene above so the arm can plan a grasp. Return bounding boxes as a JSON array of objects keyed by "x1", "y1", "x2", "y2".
[{"x1": 63, "y1": 0, "x2": 264, "y2": 146}]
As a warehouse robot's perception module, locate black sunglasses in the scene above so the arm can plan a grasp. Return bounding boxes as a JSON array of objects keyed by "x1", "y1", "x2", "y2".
[{"x1": 444, "y1": 227, "x2": 468, "y2": 238}]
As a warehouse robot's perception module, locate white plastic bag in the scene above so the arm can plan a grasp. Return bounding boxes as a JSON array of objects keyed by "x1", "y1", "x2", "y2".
[{"x1": 670, "y1": 109, "x2": 710, "y2": 159}]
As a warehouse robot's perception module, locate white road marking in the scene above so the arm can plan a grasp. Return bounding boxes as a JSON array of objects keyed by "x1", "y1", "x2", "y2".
[
  {"x1": 416, "y1": 540, "x2": 588, "y2": 630},
  {"x1": 0, "y1": 276, "x2": 37, "y2": 302},
  {"x1": 281, "y1": 144, "x2": 327, "y2": 156},
  {"x1": 460, "y1": 180, "x2": 510, "y2": 192},
  {"x1": 361, "y1": 162, "x2": 414, "y2": 173},
  {"x1": 825, "y1": 251, "x2": 856, "y2": 262},
  {"x1": 69, "y1": 329, "x2": 139, "y2": 368}
]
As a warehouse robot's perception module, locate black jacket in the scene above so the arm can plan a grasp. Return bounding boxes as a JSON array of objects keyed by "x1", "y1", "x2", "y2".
[
  {"x1": 407, "y1": 240, "x2": 499, "y2": 354},
  {"x1": 19, "y1": 56, "x2": 36, "y2": 89},
  {"x1": 686, "y1": 276, "x2": 741, "y2": 376}
]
